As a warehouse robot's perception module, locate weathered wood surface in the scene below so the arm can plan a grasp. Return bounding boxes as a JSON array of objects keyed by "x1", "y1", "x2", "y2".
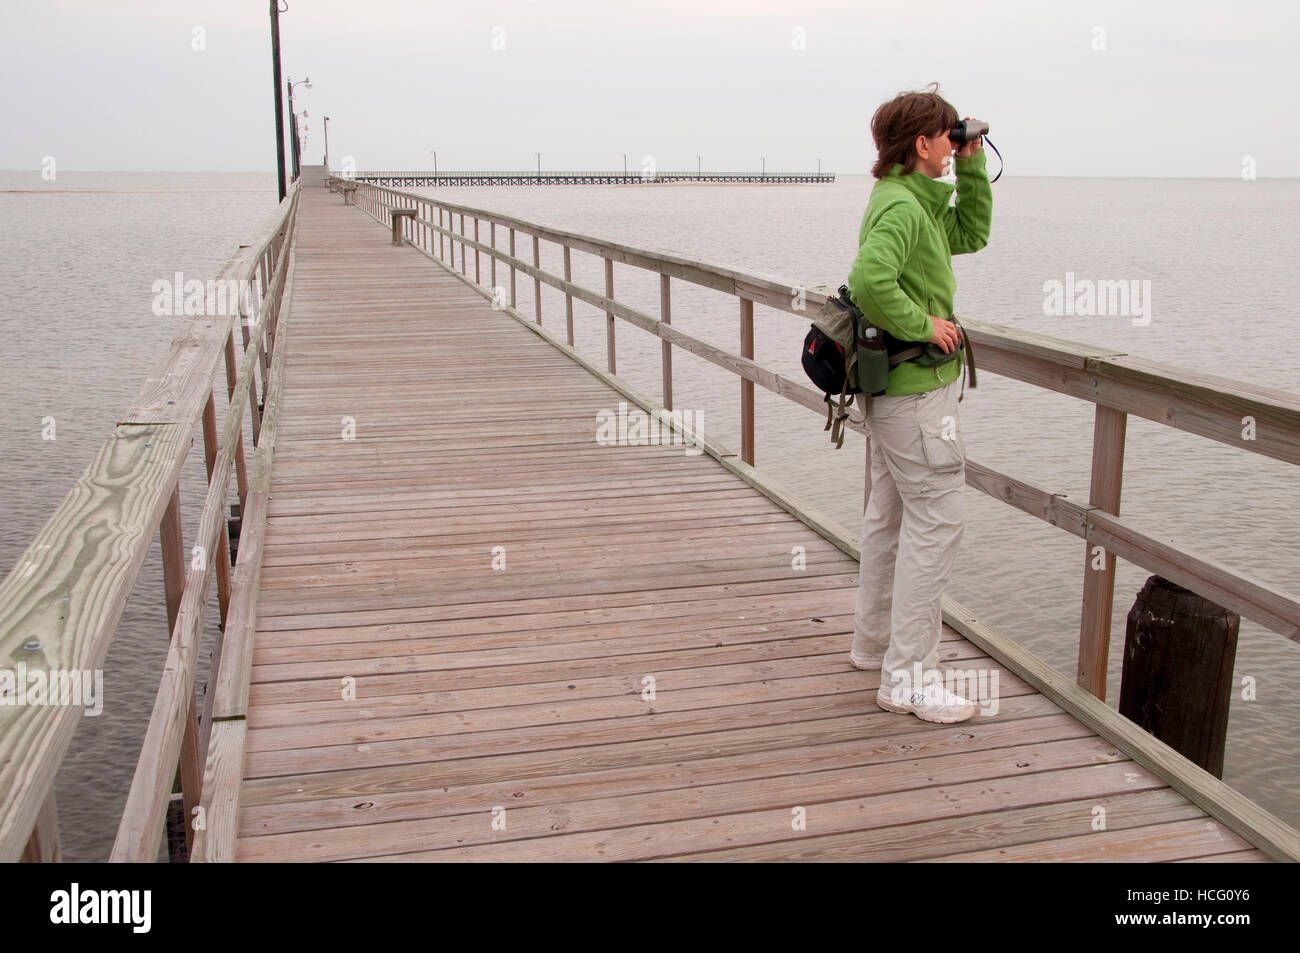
[
  {"x1": 227, "y1": 185, "x2": 1274, "y2": 862},
  {"x1": 341, "y1": 178, "x2": 1300, "y2": 648}
]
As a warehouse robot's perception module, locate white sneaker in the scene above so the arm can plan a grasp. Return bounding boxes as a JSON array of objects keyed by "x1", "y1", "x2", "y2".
[
  {"x1": 876, "y1": 681, "x2": 976, "y2": 723},
  {"x1": 849, "y1": 649, "x2": 884, "y2": 670}
]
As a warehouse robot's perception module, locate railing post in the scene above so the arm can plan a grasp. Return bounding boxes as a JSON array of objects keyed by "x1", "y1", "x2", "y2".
[
  {"x1": 564, "y1": 246, "x2": 574, "y2": 345},
  {"x1": 660, "y1": 273, "x2": 673, "y2": 409},
  {"x1": 160, "y1": 486, "x2": 185, "y2": 639},
  {"x1": 740, "y1": 297, "x2": 754, "y2": 465},
  {"x1": 222, "y1": 333, "x2": 249, "y2": 513},
  {"x1": 20, "y1": 791, "x2": 60, "y2": 863},
  {"x1": 1078, "y1": 403, "x2": 1127, "y2": 698},
  {"x1": 201, "y1": 393, "x2": 232, "y2": 626},
  {"x1": 533, "y1": 235, "x2": 541, "y2": 325},
  {"x1": 460, "y1": 213, "x2": 467, "y2": 275},
  {"x1": 158, "y1": 485, "x2": 201, "y2": 857},
  {"x1": 490, "y1": 222, "x2": 497, "y2": 290},
  {"x1": 474, "y1": 218, "x2": 480, "y2": 283},
  {"x1": 438, "y1": 208, "x2": 445, "y2": 260},
  {"x1": 604, "y1": 257, "x2": 616, "y2": 373},
  {"x1": 240, "y1": 301, "x2": 263, "y2": 447},
  {"x1": 509, "y1": 228, "x2": 517, "y2": 309}
]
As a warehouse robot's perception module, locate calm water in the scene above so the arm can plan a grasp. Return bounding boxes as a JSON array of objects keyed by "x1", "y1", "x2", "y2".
[{"x1": 2, "y1": 170, "x2": 1297, "y2": 859}]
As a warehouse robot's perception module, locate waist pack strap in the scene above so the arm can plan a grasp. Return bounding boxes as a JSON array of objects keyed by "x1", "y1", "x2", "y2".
[
  {"x1": 888, "y1": 345, "x2": 924, "y2": 366},
  {"x1": 825, "y1": 377, "x2": 853, "y2": 449},
  {"x1": 952, "y1": 317, "x2": 977, "y2": 401}
]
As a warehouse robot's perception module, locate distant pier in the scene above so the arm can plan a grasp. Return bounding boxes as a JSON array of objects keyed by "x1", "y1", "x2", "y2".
[{"x1": 351, "y1": 170, "x2": 836, "y2": 187}]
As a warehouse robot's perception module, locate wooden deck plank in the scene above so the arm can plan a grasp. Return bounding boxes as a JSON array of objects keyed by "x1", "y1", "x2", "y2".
[
  {"x1": 228, "y1": 184, "x2": 1276, "y2": 862},
  {"x1": 656, "y1": 789, "x2": 1208, "y2": 862},
  {"x1": 244, "y1": 648, "x2": 1026, "y2": 749},
  {"x1": 241, "y1": 738, "x2": 1133, "y2": 862},
  {"x1": 237, "y1": 717, "x2": 1103, "y2": 841},
  {"x1": 916, "y1": 817, "x2": 1256, "y2": 863},
  {"x1": 343, "y1": 762, "x2": 1169, "y2": 862}
]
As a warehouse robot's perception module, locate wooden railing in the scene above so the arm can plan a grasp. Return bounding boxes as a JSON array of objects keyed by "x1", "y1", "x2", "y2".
[
  {"x1": 338, "y1": 175, "x2": 1300, "y2": 710},
  {"x1": 0, "y1": 183, "x2": 301, "y2": 863},
  {"x1": 350, "y1": 169, "x2": 836, "y2": 184}
]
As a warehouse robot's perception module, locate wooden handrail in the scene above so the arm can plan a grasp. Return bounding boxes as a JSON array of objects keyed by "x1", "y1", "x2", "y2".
[
  {"x1": 109, "y1": 188, "x2": 300, "y2": 862},
  {"x1": 339, "y1": 175, "x2": 1300, "y2": 680},
  {"x1": 190, "y1": 219, "x2": 300, "y2": 864},
  {"x1": 0, "y1": 184, "x2": 300, "y2": 863}
]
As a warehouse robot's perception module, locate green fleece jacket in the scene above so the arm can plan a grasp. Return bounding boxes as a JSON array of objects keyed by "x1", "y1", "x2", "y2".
[{"x1": 846, "y1": 148, "x2": 992, "y2": 396}]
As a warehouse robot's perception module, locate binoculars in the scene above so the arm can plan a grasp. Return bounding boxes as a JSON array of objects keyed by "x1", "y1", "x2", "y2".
[{"x1": 951, "y1": 120, "x2": 989, "y2": 146}]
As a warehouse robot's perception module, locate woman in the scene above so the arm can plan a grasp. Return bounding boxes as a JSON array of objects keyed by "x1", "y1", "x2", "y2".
[{"x1": 845, "y1": 84, "x2": 992, "y2": 723}]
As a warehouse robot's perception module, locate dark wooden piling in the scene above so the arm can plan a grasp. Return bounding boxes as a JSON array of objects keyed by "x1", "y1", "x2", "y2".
[{"x1": 1120, "y1": 575, "x2": 1239, "y2": 777}]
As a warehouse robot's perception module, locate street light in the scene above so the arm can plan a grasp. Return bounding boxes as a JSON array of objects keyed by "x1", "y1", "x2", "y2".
[
  {"x1": 269, "y1": 1, "x2": 287, "y2": 200},
  {"x1": 430, "y1": 150, "x2": 437, "y2": 181},
  {"x1": 323, "y1": 115, "x2": 330, "y2": 169},
  {"x1": 287, "y1": 76, "x2": 311, "y2": 179},
  {"x1": 697, "y1": 154, "x2": 701, "y2": 177}
]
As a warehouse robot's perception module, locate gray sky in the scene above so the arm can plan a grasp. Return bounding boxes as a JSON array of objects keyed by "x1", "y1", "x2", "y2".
[{"x1": 2, "y1": 0, "x2": 1296, "y2": 176}]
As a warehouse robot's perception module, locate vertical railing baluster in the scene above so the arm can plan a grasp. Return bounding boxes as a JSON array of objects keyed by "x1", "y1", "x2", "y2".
[
  {"x1": 201, "y1": 393, "x2": 232, "y2": 626},
  {"x1": 1078, "y1": 404, "x2": 1127, "y2": 699},
  {"x1": 240, "y1": 296, "x2": 262, "y2": 447},
  {"x1": 20, "y1": 792, "x2": 61, "y2": 862},
  {"x1": 564, "y1": 246, "x2": 574, "y2": 345},
  {"x1": 740, "y1": 297, "x2": 754, "y2": 465},
  {"x1": 223, "y1": 332, "x2": 249, "y2": 513},
  {"x1": 509, "y1": 228, "x2": 517, "y2": 308},
  {"x1": 158, "y1": 485, "x2": 200, "y2": 857},
  {"x1": 605, "y1": 258, "x2": 616, "y2": 373},
  {"x1": 660, "y1": 274, "x2": 673, "y2": 409},
  {"x1": 533, "y1": 235, "x2": 541, "y2": 325}
]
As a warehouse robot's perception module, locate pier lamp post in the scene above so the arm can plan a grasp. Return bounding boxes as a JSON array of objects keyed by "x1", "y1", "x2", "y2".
[
  {"x1": 761, "y1": 156, "x2": 766, "y2": 179},
  {"x1": 430, "y1": 151, "x2": 437, "y2": 182},
  {"x1": 288, "y1": 112, "x2": 300, "y2": 180},
  {"x1": 287, "y1": 76, "x2": 311, "y2": 180},
  {"x1": 323, "y1": 116, "x2": 329, "y2": 169},
  {"x1": 697, "y1": 155, "x2": 701, "y2": 177},
  {"x1": 536, "y1": 152, "x2": 541, "y2": 179},
  {"x1": 623, "y1": 153, "x2": 627, "y2": 176},
  {"x1": 269, "y1": 1, "x2": 287, "y2": 201}
]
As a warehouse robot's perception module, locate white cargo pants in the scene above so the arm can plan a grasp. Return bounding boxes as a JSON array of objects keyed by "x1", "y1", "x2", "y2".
[{"x1": 852, "y1": 380, "x2": 966, "y2": 697}]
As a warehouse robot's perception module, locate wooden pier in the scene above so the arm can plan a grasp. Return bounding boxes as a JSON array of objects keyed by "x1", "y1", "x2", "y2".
[
  {"x1": 2, "y1": 165, "x2": 1298, "y2": 863},
  {"x1": 351, "y1": 170, "x2": 835, "y2": 187}
]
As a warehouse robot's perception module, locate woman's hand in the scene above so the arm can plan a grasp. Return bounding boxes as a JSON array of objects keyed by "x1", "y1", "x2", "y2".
[
  {"x1": 928, "y1": 316, "x2": 961, "y2": 353},
  {"x1": 956, "y1": 116, "x2": 984, "y2": 159}
]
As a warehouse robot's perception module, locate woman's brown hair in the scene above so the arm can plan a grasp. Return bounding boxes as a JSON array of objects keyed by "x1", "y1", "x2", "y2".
[{"x1": 870, "y1": 83, "x2": 959, "y2": 179}]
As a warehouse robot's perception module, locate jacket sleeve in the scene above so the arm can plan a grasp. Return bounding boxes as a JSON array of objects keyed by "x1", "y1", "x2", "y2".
[
  {"x1": 942, "y1": 148, "x2": 992, "y2": 254},
  {"x1": 846, "y1": 201, "x2": 934, "y2": 343}
]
